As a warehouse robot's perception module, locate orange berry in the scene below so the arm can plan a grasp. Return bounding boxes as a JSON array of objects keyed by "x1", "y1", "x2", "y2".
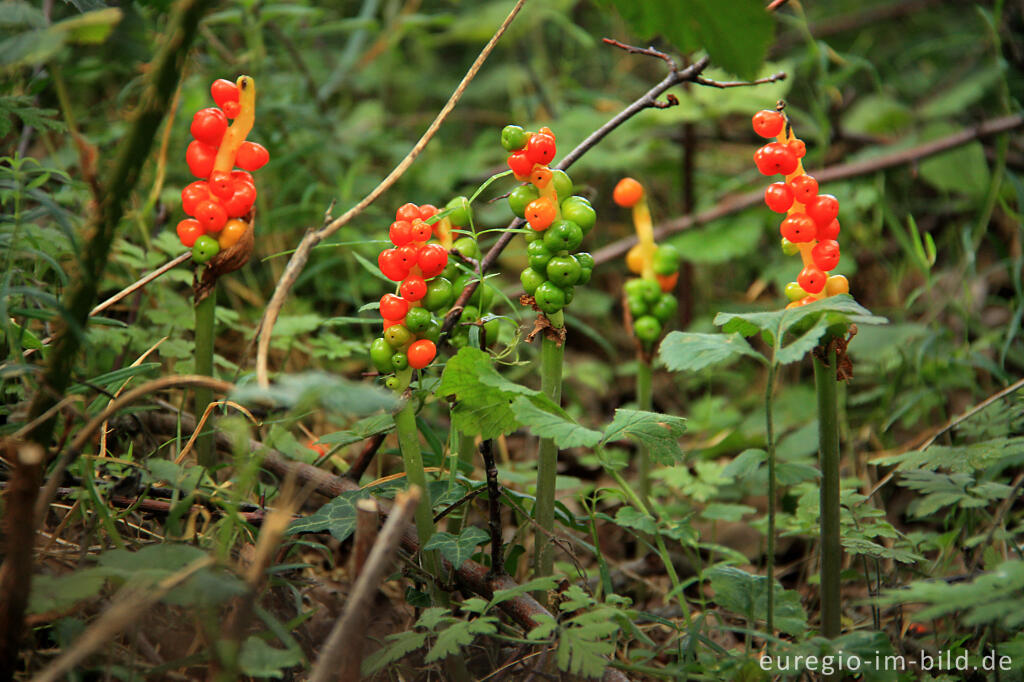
[
  {"x1": 613, "y1": 177, "x2": 644, "y2": 207},
  {"x1": 525, "y1": 196, "x2": 557, "y2": 231}
]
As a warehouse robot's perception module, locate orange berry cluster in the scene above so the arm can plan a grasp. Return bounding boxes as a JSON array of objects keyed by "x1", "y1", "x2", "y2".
[
  {"x1": 752, "y1": 109, "x2": 849, "y2": 307},
  {"x1": 176, "y1": 77, "x2": 270, "y2": 264}
]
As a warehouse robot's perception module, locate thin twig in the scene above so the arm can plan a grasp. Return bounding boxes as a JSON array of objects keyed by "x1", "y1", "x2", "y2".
[
  {"x1": 480, "y1": 439, "x2": 505, "y2": 576},
  {"x1": 308, "y1": 487, "x2": 421, "y2": 682},
  {"x1": 254, "y1": 0, "x2": 528, "y2": 387},
  {"x1": 695, "y1": 71, "x2": 787, "y2": 89},
  {"x1": 345, "y1": 432, "x2": 387, "y2": 482},
  {"x1": 89, "y1": 252, "x2": 191, "y2": 317}
]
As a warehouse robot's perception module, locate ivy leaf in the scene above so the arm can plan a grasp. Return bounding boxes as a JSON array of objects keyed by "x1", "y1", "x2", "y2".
[
  {"x1": 423, "y1": 527, "x2": 489, "y2": 569},
  {"x1": 510, "y1": 396, "x2": 603, "y2": 449},
  {"x1": 601, "y1": 409, "x2": 687, "y2": 465},
  {"x1": 424, "y1": 616, "x2": 499, "y2": 662},
  {"x1": 286, "y1": 489, "x2": 366, "y2": 540},
  {"x1": 708, "y1": 565, "x2": 807, "y2": 635},
  {"x1": 28, "y1": 568, "x2": 108, "y2": 613},
  {"x1": 659, "y1": 331, "x2": 765, "y2": 371},
  {"x1": 437, "y1": 348, "x2": 536, "y2": 439}
]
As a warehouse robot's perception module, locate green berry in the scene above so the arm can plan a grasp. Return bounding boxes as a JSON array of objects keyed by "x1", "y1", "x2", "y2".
[
  {"x1": 421, "y1": 318, "x2": 442, "y2": 343},
  {"x1": 624, "y1": 278, "x2": 648, "y2": 299},
  {"x1": 446, "y1": 196, "x2": 472, "y2": 227},
  {"x1": 508, "y1": 185, "x2": 540, "y2": 218},
  {"x1": 784, "y1": 281, "x2": 807, "y2": 301},
  {"x1": 780, "y1": 237, "x2": 800, "y2": 256},
  {"x1": 575, "y1": 252, "x2": 595, "y2": 271},
  {"x1": 560, "y1": 196, "x2": 596, "y2": 234},
  {"x1": 546, "y1": 255, "x2": 581, "y2": 287},
  {"x1": 521, "y1": 267, "x2": 545, "y2": 294},
  {"x1": 542, "y1": 219, "x2": 583, "y2": 253},
  {"x1": 384, "y1": 325, "x2": 413, "y2": 348},
  {"x1": 551, "y1": 169, "x2": 573, "y2": 199},
  {"x1": 391, "y1": 352, "x2": 409, "y2": 371},
  {"x1": 528, "y1": 240, "x2": 553, "y2": 271},
  {"x1": 577, "y1": 266, "x2": 592, "y2": 285},
  {"x1": 462, "y1": 305, "x2": 479, "y2": 321},
  {"x1": 482, "y1": 318, "x2": 500, "y2": 345},
  {"x1": 534, "y1": 280, "x2": 566, "y2": 314},
  {"x1": 370, "y1": 337, "x2": 394, "y2": 373},
  {"x1": 422, "y1": 277, "x2": 454, "y2": 311},
  {"x1": 453, "y1": 236, "x2": 481, "y2": 259},
  {"x1": 652, "y1": 293, "x2": 678, "y2": 323},
  {"x1": 653, "y1": 244, "x2": 681, "y2": 276},
  {"x1": 633, "y1": 315, "x2": 662, "y2": 344},
  {"x1": 453, "y1": 274, "x2": 493, "y2": 310},
  {"x1": 192, "y1": 235, "x2": 220, "y2": 263},
  {"x1": 563, "y1": 285, "x2": 575, "y2": 305},
  {"x1": 385, "y1": 376, "x2": 400, "y2": 390},
  {"x1": 404, "y1": 307, "x2": 432, "y2": 333},
  {"x1": 501, "y1": 124, "x2": 528, "y2": 151},
  {"x1": 627, "y1": 296, "x2": 648, "y2": 318},
  {"x1": 633, "y1": 278, "x2": 661, "y2": 304}
]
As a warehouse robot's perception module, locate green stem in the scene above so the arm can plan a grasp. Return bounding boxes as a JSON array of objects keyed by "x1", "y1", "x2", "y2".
[
  {"x1": 814, "y1": 347, "x2": 841, "y2": 639},
  {"x1": 194, "y1": 287, "x2": 217, "y2": 468},
  {"x1": 636, "y1": 356, "x2": 653, "y2": 505},
  {"x1": 393, "y1": 381, "x2": 441, "y2": 591},
  {"x1": 532, "y1": 314, "x2": 564, "y2": 594},
  {"x1": 446, "y1": 429, "x2": 477, "y2": 533},
  {"x1": 764, "y1": 361, "x2": 777, "y2": 643}
]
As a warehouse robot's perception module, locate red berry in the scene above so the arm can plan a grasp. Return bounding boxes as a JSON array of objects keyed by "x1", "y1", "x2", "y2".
[
  {"x1": 209, "y1": 171, "x2": 234, "y2": 199},
  {"x1": 779, "y1": 213, "x2": 816, "y2": 243},
  {"x1": 418, "y1": 204, "x2": 438, "y2": 221},
  {"x1": 789, "y1": 174, "x2": 819, "y2": 204},
  {"x1": 383, "y1": 318, "x2": 405, "y2": 330},
  {"x1": 811, "y1": 240, "x2": 841, "y2": 271},
  {"x1": 380, "y1": 293, "x2": 409, "y2": 321},
  {"x1": 394, "y1": 245, "x2": 419, "y2": 270},
  {"x1": 410, "y1": 220, "x2": 432, "y2": 242},
  {"x1": 190, "y1": 108, "x2": 228, "y2": 146},
  {"x1": 231, "y1": 170, "x2": 254, "y2": 185},
  {"x1": 807, "y1": 194, "x2": 839, "y2": 226},
  {"x1": 222, "y1": 181, "x2": 256, "y2": 218},
  {"x1": 754, "y1": 142, "x2": 798, "y2": 176},
  {"x1": 194, "y1": 200, "x2": 228, "y2": 233},
  {"x1": 400, "y1": 276, "x2": 427, "y2": 301},
  {"x1": 236, "y1": 142, "x2": 269, "y2": 172},
  {"x1": 176, "y1": 218, "x2": 203, "y2": 247},
  {"x1": 798, "y1": 265, "x2": 827, "y2": 294},
  {"x1": 182, "y1": 181, "x2": 210, "y2": 215},
  {"x1": 507, "y1": 151, "x2": 534, "y2": 177},
  {"x1": 186, "y1": 140, "x2": 217, "y2": 179},
  {"x1": 378, "y1": 249, "x2": 409, "y2": 281},
  {"x1": 752, "y1": 110, "x2": 785, "y2": 138},
  {"x1": 407, "y1": 339, "x2": 436, "y2": 369},
  {"x1": 789, "y1": 139, "x2": 806, "y2": 158},
  {"x1": 396, "y1": 203, "x2": 420, "y2": 222},
  {"x1": 211, "y1": 79, "x2": 239, "y2": 108},
  {"x1": 389, "y1": 220, "x2": 413, "y2": 246},
  {"x1": 222, "y1": 101, "x2": 241, "y2": 119},
  {"x1": 417, "y1": 243, "x2": 448, "y2": 278},
  {"x1": 817, "y1": 218, "x2": 841, "y2": 241},
  {"x1": 764, "y1": 182, "x2": 794, "y2": 213},
  {"x1": 526, "y1": 132, "x2": 556, "y2": 165}
]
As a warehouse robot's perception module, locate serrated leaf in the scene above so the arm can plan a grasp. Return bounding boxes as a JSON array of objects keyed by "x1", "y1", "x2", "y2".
[
  {"x1": 659, "y1": 331, "x2": 765, "y2": 372},
  {"x1": 708, "y1": 565, "x2": 807, "y2": 635},
  {"x1": 527, "y1": 613, "x2": 558, "y2": 641},
  {"x1": 557, "y1": 609, "x2": 620, "y2": 678},
  {"x1": 423, "y1": 527, "x2": 489, "y2": 569},
  {"x1": 511, "y1": 396, "x2": 603, "y2": 449},
  {"x1": 424, "y1": 617, "x2": 498, "y2": 662},
  {"x1": 489, "y1": 576, "x2": 560, "y2": 610},
  {"x1": 437, "y1": 347, "x2": 538, "y2": 439},
  {"x1": 238, "y1": 637, "x2": 303, "y2": 678},
  {"x1": 601, "y1": 409, "x2": 687, "y2": 465},
  {"x1": 286, "y1": 489, "x2": 366, "y2": 540},
  {"x1": 362, "y1": 630, "x2": 427, "y2": 675},
  {"x1": 614, "y1": 506, "x2": 657, "y2": 535}
]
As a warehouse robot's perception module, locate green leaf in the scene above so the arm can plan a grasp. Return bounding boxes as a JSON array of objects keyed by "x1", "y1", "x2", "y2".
[
  {"x1": 316, "y1": 413, "x2": 394, "y2": 446},
  {"x1": 722, "y1": 449, "x2": 766, "y2": 479},
  {"x1": 614, "y1": 506, "x2": 657, "y2": 535},
  {"x1": 659, "y1": 331, "x2": 765, "y2": 372},
  {"x1": 437, "y1": 347, "x2": 537, "y2": 439},
  {"x1": 28, "y1": 568, "x2": 108, "y2": 614},
  {"x1": 423, "y1": 527, "x2": 489, "y2": 569},
  {"x1": 489, "y1": 576, "x2": 560, "y2": 610},
  {"x1": 510, "y1": 396, "x2": 603, "y2": 449},
  {"x1": 708, "y1": 565, "x2": 807, "y2": 635},
  {"x1": 918, "y1": 123, "x2": 991, "y2": 197},
  {"x1": 874, "y1": 437, "x2": 1024, "y2": 474},
  {"x1": 424, "y1": 616, "x2": 499, "y2": 662},
  {"x1": 286, "y1": 489, "x2": 367, "y2": 540},
  {"x1": 362, "y1": 630, "x2": 427, "y2": 675},
  {"x1": 97, "y1": 543, "x2": 207, "y2": 582},
  {"x1": 557, "y1": 608, "x2": 620, "y2": 678},
  {"x1": 671, "y1": 217, "x2": 764, "y2": 264},
  {"x1": 231, "y1": 372, "x2": 397, "y2": 416},
  {"x1": 701, "y1": 503, "x2": 756, "y2": 522},
  {"x1": 238, "y1": 637, "x2": 303, "y2": 678},
  {"x1": 601, "y1": 409, "x2": 687, "y2": 465}
]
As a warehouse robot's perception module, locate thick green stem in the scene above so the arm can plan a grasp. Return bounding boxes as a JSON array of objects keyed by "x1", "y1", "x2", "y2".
[
  {"x1": 636, "y1": 356, "x2": 653, "y2": 504},
  {"x1": 194, "y1": 287, "x2": 217, "y2": 468},
  {"x1": 394, "y1": 388, "x2": 441, "y2": 588},
  {"x1": 533, "y1": 314, "x2": 564, "y2": 593},
  {"x1": 814, "y1": 348, "x2": 842, "y2": 639},
  {"x1": 764, "y1": 362, "x2": 777, "y2": 642}
]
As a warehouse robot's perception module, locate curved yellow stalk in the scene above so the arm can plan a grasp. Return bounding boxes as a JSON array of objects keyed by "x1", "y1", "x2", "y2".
[{"x1": 213, "y1": 75, "x2": 256, "y2": 174}]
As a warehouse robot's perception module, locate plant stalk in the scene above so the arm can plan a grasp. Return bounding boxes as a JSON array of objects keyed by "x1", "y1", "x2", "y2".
[
  {"x1": 814, "y1": 347, "x2": 842, "y2": 639},
  {"x1": 764, "y1": 362, "x2": 777, "y2": 642},
  {"x1": 636, "y1": 355, "x2": 653, "y2": 504},
  {"x1": 532, "y1": 315, "x2": 564, "y2": 594},
  {"x1": 446, "y1": 429, "x2": 477, "y2": 533},
  {"x1": 194, "y1": 287, "x2": 217, "y2": 468}
]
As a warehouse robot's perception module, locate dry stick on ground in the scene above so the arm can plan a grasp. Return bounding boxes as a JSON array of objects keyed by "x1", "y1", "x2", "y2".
[
  {"x1": 139, "y1": 410, "x2": 631, "y2": 682},
  {"x1": 352, "y1": 498, "x2": 380, "y2": 577},
  {"x1": 308, "y1": 488, "x2": 422, "y2": 682},
  {"x1": 345, "y1": 432, "x2": 387, "y2": 481},
  {"x1": 254, "y1": 0, "x2": 527, "y2": 388},
  {"x1": 28, "y1": 555, "x2": 216, "y2": 682},
  {"x1": 438, "y1": 42, "x2": 786, "y2": 339},
  {"x1": 592, "y1": 113, "x2": 1024, "y2": 265}
]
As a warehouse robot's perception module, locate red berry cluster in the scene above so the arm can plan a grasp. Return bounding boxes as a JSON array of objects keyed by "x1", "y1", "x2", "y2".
[
  {"x1": 175, "y1": 78, "x2": 270, "y2": 264},
  {"x1": 753, "y1": 109, "x2": 849, "y2": 307},
  {"x1": 372, "y1": 203, "x2": 448, "y2": 373}
]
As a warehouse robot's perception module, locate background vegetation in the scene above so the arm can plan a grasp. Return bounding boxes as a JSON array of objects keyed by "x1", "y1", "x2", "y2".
[{"x1": 1, "y1": 0, "x2": 1022, "y2": 679}]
